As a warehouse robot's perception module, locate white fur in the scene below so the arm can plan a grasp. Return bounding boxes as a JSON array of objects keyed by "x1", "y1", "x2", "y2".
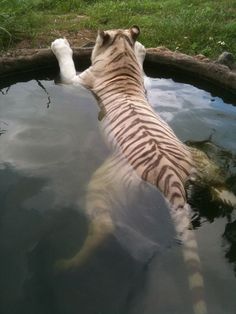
[
  {"x1": 51, "y1": 38, "x2": 147, "y2": 86},
  {"x1": 51, "y1": 38, "x2": 82, "y2": 85}
]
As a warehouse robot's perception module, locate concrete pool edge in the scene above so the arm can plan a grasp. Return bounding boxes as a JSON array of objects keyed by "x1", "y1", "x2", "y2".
[{"x1": 0, "y1": 47, "x2": 235, "y2": 94}]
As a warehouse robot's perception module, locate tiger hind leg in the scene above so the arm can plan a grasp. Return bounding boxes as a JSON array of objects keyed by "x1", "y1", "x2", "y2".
[
  {"x1": 55, "y1": 214, "x2": 114, "y2": 272},
  {"x1": 54, "y1": 157, "x2": 119, "y2": 272}
]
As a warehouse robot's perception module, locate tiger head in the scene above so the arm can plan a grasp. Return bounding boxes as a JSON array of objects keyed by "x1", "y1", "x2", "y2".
[{"x1": 91, "y1": 25, "x2": 140, "y2": 63}]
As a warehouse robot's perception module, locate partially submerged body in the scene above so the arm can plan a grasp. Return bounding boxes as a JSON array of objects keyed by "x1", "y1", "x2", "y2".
[{"x1": 51, "y1": 26, "x2": 236, "y2": 314}]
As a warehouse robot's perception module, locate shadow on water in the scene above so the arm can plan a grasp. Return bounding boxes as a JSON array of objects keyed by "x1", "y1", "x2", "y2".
[
  {"x1": 22, "y1": 213, "x2": 145, "y2": 314},
  {"x1": 0, "y1": 166, "x2": 174, "y2": 314}
]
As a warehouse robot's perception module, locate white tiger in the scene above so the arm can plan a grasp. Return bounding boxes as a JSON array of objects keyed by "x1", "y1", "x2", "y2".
[{"x1": 51, "y1": 26, "x2": 236, "y2": 314}]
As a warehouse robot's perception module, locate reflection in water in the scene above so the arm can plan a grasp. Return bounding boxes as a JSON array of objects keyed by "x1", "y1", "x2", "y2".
[
  {"x1": 0, "y1": 120, "x2": 7, "y2": 136},
  {"x1": 0, "y1": 78, "x2": 236, "y2": 314},
  {"x1": 0, "y1": 86, "x2": 10, "y2": 95},
  {"x1": 36, "y1": 80, "x2": 52, "y2": 108}
]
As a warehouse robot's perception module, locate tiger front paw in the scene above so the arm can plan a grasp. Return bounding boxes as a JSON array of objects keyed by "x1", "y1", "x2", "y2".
[
  {"x1": 135, "y1": 41, "x2": 146, "y2": 66},
  {"x1": 51, "y1": 38, "x2": 73, "y2": 59}
]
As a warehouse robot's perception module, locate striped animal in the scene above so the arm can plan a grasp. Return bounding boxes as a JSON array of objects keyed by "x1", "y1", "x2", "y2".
[{"x1": 51, "y1": 26, "x2": 236, "y2": 314}]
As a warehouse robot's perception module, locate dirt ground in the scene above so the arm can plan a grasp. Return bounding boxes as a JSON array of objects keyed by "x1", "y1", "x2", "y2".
[{"x1": 0, "y1": 29, "x2": 97, "y2": 58}]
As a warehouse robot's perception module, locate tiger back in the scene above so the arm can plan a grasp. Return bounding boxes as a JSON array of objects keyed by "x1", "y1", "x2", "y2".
[
  {"x1": 51, "y1": 26, "x2": 208, "y2": 314},
  {"x1": 82, "y1": 26, "x2": 206, "y2": 314}
]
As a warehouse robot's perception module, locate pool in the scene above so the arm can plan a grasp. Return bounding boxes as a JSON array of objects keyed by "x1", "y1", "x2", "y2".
[{"x1": 0, "y1": 73, "x2": 236, "y2": 314}]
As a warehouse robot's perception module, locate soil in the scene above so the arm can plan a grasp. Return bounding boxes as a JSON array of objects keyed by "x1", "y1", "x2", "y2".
[
  {"x1": 0, "y1": 29, "x2": 97, "y2": 58},
  {"x1": 0, "y1": 26, "x2": 235, "y2": 96}
]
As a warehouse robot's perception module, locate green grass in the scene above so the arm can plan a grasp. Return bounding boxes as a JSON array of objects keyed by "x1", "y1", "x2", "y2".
[{"x1": 0, "y1": 0, "x2": 235, "y2": 58}]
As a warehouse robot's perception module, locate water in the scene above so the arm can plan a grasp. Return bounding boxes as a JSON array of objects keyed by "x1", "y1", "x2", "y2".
[{"x1": 0, "y1": 76, "x2": 236, "y2": 314}]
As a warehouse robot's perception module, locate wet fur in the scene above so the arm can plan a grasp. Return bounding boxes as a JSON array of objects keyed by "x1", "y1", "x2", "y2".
[{"x1": 51, "y1": 26, "x2": 236, "y2": 314}]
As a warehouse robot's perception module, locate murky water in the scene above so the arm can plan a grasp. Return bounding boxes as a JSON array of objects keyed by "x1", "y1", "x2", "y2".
[{"x1": 0, "y1": 76, "x2": 236, "y2": 314}]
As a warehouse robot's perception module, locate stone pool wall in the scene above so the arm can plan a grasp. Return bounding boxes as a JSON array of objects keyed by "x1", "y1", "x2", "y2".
[{"x1": 0, "y1": 47, "x2": 235, "y2": 95}]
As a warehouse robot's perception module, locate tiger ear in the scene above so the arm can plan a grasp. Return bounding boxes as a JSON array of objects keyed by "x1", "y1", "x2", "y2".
[
  {"x1": 98, "y1": 30, "x2": 110, "y2": 45},
  {"x1": 130, "y1": 25, "x2": 140, "y2": 41}
]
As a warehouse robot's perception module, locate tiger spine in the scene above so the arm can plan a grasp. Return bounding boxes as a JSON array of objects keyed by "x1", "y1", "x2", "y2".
[{"x1": 90, "y1": 29, "x2": 207, "y2": 314}]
